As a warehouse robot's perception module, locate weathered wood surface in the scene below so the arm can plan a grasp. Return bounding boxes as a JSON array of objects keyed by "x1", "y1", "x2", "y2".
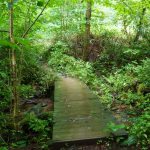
[{"x1": 53, "y1": 77, "x2": 125, "y2": 142}]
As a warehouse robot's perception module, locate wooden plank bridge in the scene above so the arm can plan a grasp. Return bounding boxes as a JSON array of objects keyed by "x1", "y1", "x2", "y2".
[{"x1": 53, "y1": 77, "x2": 125, "y2": 143}]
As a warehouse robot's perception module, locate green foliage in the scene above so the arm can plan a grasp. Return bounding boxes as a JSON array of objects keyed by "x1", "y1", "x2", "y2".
[
  {"x1": 37, "y1": 1, "x2": 44, "y2": 7},
  {"x1": 24, "y1": 112, "x2": 49, "y2": 133},
  {"x1": 19, "y1": 85, "x2": 36, "y2": 99},
  {"x1": 0, "y1": 38, "x2": 55, "y2": 149},
  {"x1": 21, "y1": 112, "x2": 53, "y2": 149},
  {"x1": 100, "y1": 58, "x2": 150, "y2": 106},
  {"x1": 135, "y1": 58, "x2": 150, "y2": 86},
  {"x1": 11, "y1": 140, "x2": 27, "y2": 149},
  {"x1": 0, "y1": 47, "x2": 11, "y2": 115},
  {"x1": 99, "y1": 58, "x2": 150, "y2": 147},
  {"x1": 107, "y1": 122, "x2": 125, "y2": 133},
  {"x1": 39, "y1": 69, "x2": 56, "y2": 90},
  {"x1": 122, "y1": 135, "x2": 137, "y2": 146},
  {"x1": 0, "y1": 147, "x2": 8, "y2": 150},
  {"x1": 0, "y1": 0, "x2": 149, "y2": 148},
  {"x1": 128, "y1": 109, "x2": 150, "y2": 147},
  {"x1": 93, "y1": 30, "x2": 149, "y2": 76},
  {"x1": 48, "y1": 41, "x2": 102, "y2": 91}
]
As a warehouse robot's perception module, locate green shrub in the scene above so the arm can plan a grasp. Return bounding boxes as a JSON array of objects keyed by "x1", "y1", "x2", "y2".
[
  {"x1": 129, "y1": 109, "x2": 150, "y2": 148},
  {"x1": 21, "y1": 112, "x2": 53, "y2": 149},
  {"x1": 0, "y1": 47, "x2": 11, "y2": 112},
  {"x1": 19, "y1": 85, "x2": 36, "y2": 99},
  {"x1": 93, "y1": 31, "x2": 149, "y2": 76},
  {"x1": 98, "y1": 58, "x2": 150, "y2": 147},
  {"x1": 48, "y1": 42, "x2": 102, "y2": 90}
]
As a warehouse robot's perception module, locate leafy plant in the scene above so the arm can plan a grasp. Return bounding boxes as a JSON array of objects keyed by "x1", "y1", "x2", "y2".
[
  {"x1": 107, "y1": 122, "x2": 125, "y2": 133},
  {"x1": 0, "y1": 147, "x2": 8, "y2": 150},
  {"x1": 99, "y1": 58, "x2": 150, "y2": 148},
  {"x1": 128, "y1": 109, "x2": 150, "y2": 148},
  {"x1": 19, "y1": 85, "x2": 36, "y2": 99},
  {"x1": 21, "y1": 112, "x2": 53, "y2": 149}
]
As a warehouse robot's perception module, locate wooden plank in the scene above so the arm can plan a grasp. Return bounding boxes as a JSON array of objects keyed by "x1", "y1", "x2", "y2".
[{"x1": 53, "y1": 77, "x2": 125, "y2": 142}]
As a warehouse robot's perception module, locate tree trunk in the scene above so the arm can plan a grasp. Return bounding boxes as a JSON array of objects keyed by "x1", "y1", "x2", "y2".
[
  {"x1": 83, "y1": 1, "x2": 92, "y2": 61},
  {"x1": 134, "y1": 8, "x2": 146, "y2": 42},
  {"x1": 9, "y1": 0, "x2": 19, "y2": 118}
]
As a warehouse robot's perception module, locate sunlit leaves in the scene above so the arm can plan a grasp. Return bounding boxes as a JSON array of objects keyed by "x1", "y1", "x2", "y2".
[
  {"x1": 107, "y1": 122, "x2": 125, "y2": 132},
  {"x1": 0, "y1": 40, "x2": 19, "y2": 49}
]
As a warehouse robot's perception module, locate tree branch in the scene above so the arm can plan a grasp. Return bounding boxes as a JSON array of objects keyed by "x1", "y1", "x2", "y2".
[
  {"x1": 122, "y1": 1, "x2": 133, "y2": 14},
  {"x1": 22, "y1": 0, "x2": 51, "y2": 38},
  {"x1": 0, "y1": 30, "x2": 9, "y2": 33}
]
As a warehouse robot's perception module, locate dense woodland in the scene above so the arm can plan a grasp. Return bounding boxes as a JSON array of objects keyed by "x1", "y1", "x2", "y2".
[{"x1": 0, "y1": 0, "x2": 150, "y2": 149}]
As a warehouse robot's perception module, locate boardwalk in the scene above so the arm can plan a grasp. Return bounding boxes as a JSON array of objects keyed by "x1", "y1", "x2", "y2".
[{"x1": 53, "y1": 77, "x2": 124, "y2": 142}]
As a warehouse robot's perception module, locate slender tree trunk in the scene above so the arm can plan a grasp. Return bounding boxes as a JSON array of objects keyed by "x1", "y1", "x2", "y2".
[
  {"x1": 134, "y1": 8, "x2": 146, "y2": 42},
  {"x1": 24, "y1": 6, "x2": 30, "y2": 33},
  {"x1": 9, "y1": 0, "x2": 19, "y2": 118},
  {"x1": 83, "y1": 1, "x2": 92, "y2": 61},
  {"x1": 122, "y1": 8, "x2": 128, "y2": 36},
  {"x1": 60, "y1": 5, "x2": 64, "y2": 39}
]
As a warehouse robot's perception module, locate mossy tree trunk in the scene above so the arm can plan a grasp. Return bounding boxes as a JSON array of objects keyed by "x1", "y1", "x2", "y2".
[{"x1": 9, "y1": 0, "x2": 19, "y2": 118}]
